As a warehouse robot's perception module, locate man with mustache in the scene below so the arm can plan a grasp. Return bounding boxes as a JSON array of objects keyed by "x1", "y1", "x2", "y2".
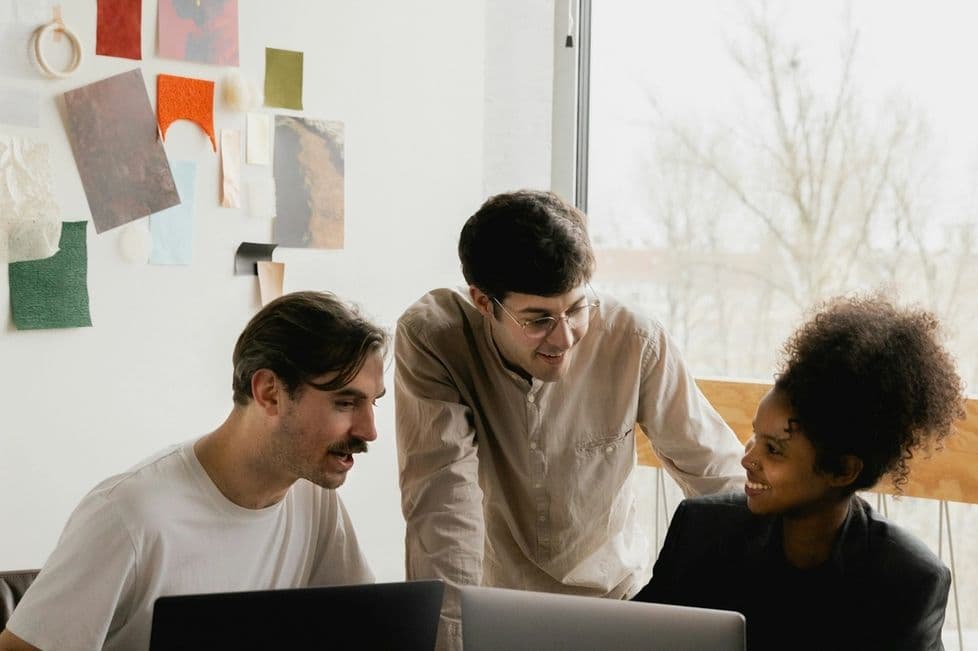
[
  {"x1": 395, "y1": 190, "x2": 746, "y2": 650},
  {"x1": 1, "y1": 291, "x2": 387, "y2": 651}
]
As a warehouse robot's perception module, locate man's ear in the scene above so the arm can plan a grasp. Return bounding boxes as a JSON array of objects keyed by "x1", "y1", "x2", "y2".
[
  {"x1": 250, "y1": 369, "x2": 283, "y2": 416},
  {"x1": 469, "y1": 286, "x2": 494, "y2": 318},
  {"x1": 829, "y1": 454, "x2": 864, "y2": 489}
]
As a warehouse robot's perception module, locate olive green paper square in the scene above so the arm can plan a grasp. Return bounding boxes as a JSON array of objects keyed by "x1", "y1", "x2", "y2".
[
  {"x1": 9, "y1": 221, "x2": 92, "y2": 330},
  {"x1": 264, "y1": 47, "x2": 303, "y2": 110}
]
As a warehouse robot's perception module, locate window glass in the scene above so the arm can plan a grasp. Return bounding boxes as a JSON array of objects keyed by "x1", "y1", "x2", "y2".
[
  {"x1": 587, "y1": 3, "x2": 977, "y2": 647},
  {"x1": 588, "y1": 1, "x2": 978, "y2": 385}
]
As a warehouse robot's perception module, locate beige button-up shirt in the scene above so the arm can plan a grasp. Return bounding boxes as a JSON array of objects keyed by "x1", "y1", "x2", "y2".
[{"x1": 395, "y1": 288, "x2": 746, "y2": 648}]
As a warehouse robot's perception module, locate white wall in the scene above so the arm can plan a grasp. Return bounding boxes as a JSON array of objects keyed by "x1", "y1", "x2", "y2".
[
  {"x1": 0, "y1": 0, "x2": 556, "y2": 581},
  {"x1": 483, "y1": 0, "x2": 554, "y2": 196}
]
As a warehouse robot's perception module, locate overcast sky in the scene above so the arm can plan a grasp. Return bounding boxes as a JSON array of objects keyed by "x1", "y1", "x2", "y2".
[{"x1": 589, "y1": 1, "x2": 978, "y2": 244}]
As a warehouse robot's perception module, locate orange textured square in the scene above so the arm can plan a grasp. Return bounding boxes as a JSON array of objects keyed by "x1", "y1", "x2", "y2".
[{"x1": 157, "y1": 74, "x2": 216, "y2": 151}]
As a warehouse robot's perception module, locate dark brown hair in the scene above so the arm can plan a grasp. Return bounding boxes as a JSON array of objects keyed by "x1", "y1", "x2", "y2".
[
  {"x1": 459, "y1": 190, "x2": 595, "y2": 299},
  {"x1": 231, "y1": 291, "x2": 387, "y2": 405}
]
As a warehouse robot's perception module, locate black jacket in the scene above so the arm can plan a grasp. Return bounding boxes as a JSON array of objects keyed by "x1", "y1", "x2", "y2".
[{"x1": 634, "y1": 492, "x2": 950, "y2": 651}]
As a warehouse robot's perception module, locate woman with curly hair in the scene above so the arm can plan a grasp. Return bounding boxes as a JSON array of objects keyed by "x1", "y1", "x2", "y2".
[{"x1": 633, "y1": 295, "x2": 965, "y2": 651}]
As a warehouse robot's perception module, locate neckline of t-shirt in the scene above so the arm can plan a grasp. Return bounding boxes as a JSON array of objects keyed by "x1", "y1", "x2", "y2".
[{"x1": 181, "y1": 439, "x2": 288, "y2": 519}]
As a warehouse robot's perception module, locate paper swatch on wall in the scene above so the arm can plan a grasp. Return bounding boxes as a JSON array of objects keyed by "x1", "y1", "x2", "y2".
[
  {"x1": 272, "y1": 116, "x2": 344, "y2": 249},
  {"x1": 118, "y1": 221, "x2": 150, "y2": 263},
  {"x1": 150, "y1": 160, "x2": 196, "y2": 265},
  {"x1": 220, "y1": 129, "x2": 240, "y2": 208},
  {"x1": 9, "y1": 221, "x2": 92, "y2": 330},
  {"x1": 257, "y1": 260, "x2": 284, "y2": 306},
  {"x1": 264, "y1": 47, "x2": 303, "y2": 110},
  {"x1": 0, "y1": 0, "x2": 56, "y2": 78},
  {"x1": 157, "y1": 74, "x2": 216, "y2": 151},
  {"x1": 63, "y1": 69, "x2": 180, "y2": 234},
  {"x1": 96, "y1": 0, "x2": 142, "y2": 60},
  {"x1": 0, "y1": 88, "x2": 40, "y2": 127},
  {"x1": 234, "y1": 241, "x2": 277, "y2": 275},
  {"x1": 246, "y1": 112, "x2": 270, "y2": 165},
  {"x1": 246, "y1": 176, "x2": 275, "y2": 219},
  {"x1": 158, "y1": 0, "x2": 239, "y2": 66},
  {"x1": 0, "y1": 134, "x2": 61, "y2": 263}
]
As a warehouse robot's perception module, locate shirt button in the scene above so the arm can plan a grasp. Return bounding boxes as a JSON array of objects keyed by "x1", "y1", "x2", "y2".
[
  {"x1": 527, "y1": 395, "x2": 535, "y2": 403},
  {"x1": 538, "y1": 515, "x2": 546, "y2": 522},
  {"x1": 529, "y1": 442, "x2": 537, "y2": 450},
  {"x1": 605, "y1": 445, "x2": 614, "y2": 453}
]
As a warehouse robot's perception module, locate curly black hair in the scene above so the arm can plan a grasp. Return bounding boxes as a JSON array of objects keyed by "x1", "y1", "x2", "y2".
[
  {"x1": 774, "y1": 294, "x2": 965, "y2": 493},
  {"x1": 458, "y1": 190, "x2": 596, "y2": 299}
]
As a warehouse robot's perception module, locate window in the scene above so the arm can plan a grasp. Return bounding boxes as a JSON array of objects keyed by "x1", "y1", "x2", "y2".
[{"x1": 573, "y1": 2, "x2": 978, "y2": 647}]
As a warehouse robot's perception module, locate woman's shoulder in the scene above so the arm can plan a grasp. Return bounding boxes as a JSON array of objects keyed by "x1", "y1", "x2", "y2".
[
  {"x1": 851, "y1": 497, "x2": 948, "y2": 580},
  {"x1": 674, "y1": 492, "x2": 754, "y2": 531}
]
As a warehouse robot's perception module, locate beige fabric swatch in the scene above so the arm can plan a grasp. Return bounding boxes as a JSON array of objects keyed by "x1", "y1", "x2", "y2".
[
  {"x1": 246, "y1": 112, "x2": 271, "y2": 164},
  {"x1": 220, "y1": 129, "x2": 241, "y2": 208}
]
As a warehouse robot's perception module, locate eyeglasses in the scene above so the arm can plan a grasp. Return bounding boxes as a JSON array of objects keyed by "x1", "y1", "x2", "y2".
[{"x1": 491, "y1": 289, "x2": 600, "y2": 340}]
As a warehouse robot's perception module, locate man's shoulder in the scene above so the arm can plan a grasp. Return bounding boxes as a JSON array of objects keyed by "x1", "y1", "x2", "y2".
[
  {"x1": 86, "y1": 443, "x2": 195, "y2": 513},
  {"x1": 399, "y1": 287, "x2": 475, "y2": 328},
  {"x1": 592, "y1": 293, "x2": 664, "y2": 343},
  {"x1": 397, "y1": 287, "x2": 484, "y2": 354}
]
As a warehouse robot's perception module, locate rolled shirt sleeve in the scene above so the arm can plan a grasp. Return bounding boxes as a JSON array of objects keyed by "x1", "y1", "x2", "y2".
[{"x1": 637, "y1": 321, "x2": 746, "y2": 496}]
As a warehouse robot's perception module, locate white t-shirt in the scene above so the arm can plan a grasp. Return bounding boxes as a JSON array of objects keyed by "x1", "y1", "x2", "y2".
[{"x1": 7, "y1": 441, "x2": 373, "y2": 651}]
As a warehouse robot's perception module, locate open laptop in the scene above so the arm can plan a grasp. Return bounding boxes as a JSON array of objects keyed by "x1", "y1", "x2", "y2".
[
  {"x1": 149, "y1": 579, "x2": 444, "y2": 651},
  {"x1": 460, "y1": 585, "x2": 745, "y2": 651}
]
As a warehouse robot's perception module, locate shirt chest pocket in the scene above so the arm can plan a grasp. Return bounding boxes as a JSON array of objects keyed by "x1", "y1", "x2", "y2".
[
  {"x1": 574, "y1": 427, "x2": 634, "y2": 456},
  {"x1": 569, "y1": 427, "x2": 636, "y2": 520}
]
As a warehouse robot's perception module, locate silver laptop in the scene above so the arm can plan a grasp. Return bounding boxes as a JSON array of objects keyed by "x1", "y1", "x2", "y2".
[{"x1": 460, "y1": 585, "x2": 745, "y2": 651}]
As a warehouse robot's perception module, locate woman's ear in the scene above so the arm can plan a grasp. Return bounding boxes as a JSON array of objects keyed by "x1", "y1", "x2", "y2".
[{"x1": 829, "y1": 454, "x2": 864, "y2": 488}]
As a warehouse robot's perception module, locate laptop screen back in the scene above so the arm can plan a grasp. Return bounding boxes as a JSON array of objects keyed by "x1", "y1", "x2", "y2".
[
  {"x1": 149, "y1": 579, "x2": 444, "y2": 651},
  {"x1": 460, "y1": 585, "x2": 745, "y2": 651}
]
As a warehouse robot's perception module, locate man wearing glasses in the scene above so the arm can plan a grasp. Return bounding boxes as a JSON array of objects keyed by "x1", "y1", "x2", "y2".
[{"x1": 395, "y1": 190, "x2": 746, "y2": 650}]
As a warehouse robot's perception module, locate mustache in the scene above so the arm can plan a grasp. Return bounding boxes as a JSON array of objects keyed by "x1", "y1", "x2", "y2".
[{"x1": 328, "y1": 439, "x2": 369, "y2": 456}]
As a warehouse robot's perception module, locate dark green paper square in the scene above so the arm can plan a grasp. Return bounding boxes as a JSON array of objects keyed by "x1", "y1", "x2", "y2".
[{"x1": 9, "y1": 221, "x2": 93, "y2": 330}]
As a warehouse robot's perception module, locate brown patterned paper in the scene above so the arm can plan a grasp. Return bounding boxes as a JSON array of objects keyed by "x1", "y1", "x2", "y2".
[
  {"x1": 63, "y1": 69, "x2": 180, "y2": 234},
  {"x1": 272, "y1": 116, "x2": 344, "y2": 249}
]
